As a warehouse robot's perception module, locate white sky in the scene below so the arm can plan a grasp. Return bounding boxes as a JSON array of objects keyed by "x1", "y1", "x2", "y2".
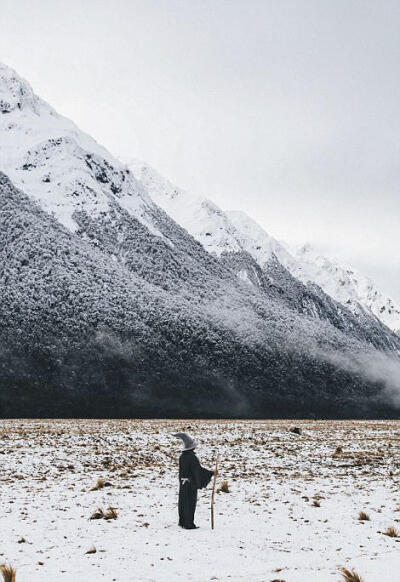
[{"x1": 1, "y1": 0, "x2": 399, "y2": 300}]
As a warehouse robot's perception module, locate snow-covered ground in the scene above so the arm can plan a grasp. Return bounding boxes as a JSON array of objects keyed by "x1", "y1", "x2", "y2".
[{"x1": 0, "y1": 419, "x2": 399, "y2": 582}]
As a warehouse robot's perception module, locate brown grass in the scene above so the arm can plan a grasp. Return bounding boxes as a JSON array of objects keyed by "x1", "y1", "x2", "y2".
[
  {"x1": 217, "y1": 481, "x2": 230, "y2": 493},
  {"x1": 89, "y1": 507, "x2": 118, "y2": 520},
  {"x1": 340, "y1": 567, "x2": 363, "y2": 582},
  {"x1": 383, "y1": 525, "x2": 399, "y2": 538},
  {"x1": 358, "y1": 511, "x2": 370, "y2": 521},
  {"x1": 90, "y1": 477, "x2": 112, "y2": 491},
  {"x1": 104, "y1": 507, "x2": 118, "y2": 520},
  {"x1": 89, "y1": 508, "x2": 105, "y2": 520},
  {"x1": 0, "y1": 564, "x2": 16, "y2": 582}
]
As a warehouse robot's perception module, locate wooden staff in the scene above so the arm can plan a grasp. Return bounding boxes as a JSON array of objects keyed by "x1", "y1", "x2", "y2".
[{"x1": 210, "y1": 455, "x2": 219, "y2": 530}]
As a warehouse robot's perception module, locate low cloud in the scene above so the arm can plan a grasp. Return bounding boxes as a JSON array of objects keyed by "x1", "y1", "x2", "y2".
[{"x1": 320, "y1": 348, "x2": 400, "y2": 409}]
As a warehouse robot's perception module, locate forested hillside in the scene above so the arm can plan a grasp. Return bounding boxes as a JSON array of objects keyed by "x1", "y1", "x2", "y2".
[
  {"x1": 1, "y1": 173, "x2": 398, "y2": 418},
  {"x1": 1, "y1": 62, "x2": 400, "y2": 419}
]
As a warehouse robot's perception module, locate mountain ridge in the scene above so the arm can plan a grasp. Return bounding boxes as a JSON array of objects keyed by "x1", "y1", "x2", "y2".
[
  {"x1": 1, "y1": 63, "x2": 399, "y2": 418},
  {"x1": 130, "y1": 159, "x2": 400, "y2": 335}
]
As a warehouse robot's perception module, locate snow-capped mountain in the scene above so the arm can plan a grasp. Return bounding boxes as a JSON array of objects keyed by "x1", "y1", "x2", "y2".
[
  {"x1": 131, "y1": 160, "x2": 400, "y2": 335},
  {"x1": 1, "y1": 62, "x2": 400, "y2": 418},
  {"x1": 0, "y1": 63, "x2": 235, "y2": 297},
  {"x1": 288, "y1": 244, "x2": 400, "y2": 335},
  {"x1": 127, "y1": 159, "x2": 245, "y2": 256},
  {"x1": 0, "y1": 63, "x2": 164, "y2": 237},
  {"x1": 226, "y1": 212, "x2": 400, "y2": 335},
  {"x1": 2, "y1": 58, "x2": 394, "y2": 334},
  {"x1": 128, "y1": 160, "x2": 293, "y2": 267}
]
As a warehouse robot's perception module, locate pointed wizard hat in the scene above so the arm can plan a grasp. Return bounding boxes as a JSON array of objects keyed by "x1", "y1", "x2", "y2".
[{"x1": 172, "y1": 432, "x2": 198, "y2": 451}]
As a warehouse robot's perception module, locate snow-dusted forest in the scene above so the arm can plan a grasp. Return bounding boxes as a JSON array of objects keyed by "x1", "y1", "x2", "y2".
[
  {"x1": 1, "y1": 1, "x2": 400, "y2": 581},
  {"x1": 1, "y1": 62, "x2": 400, "y2": 418}
]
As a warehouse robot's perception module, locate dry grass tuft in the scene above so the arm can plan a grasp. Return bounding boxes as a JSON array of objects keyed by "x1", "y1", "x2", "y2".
[
  {"x1": 89, "y1": 508, "x2": 105, "y2": 520},
  {"x1": 335, "y1": 445, "x2": 343, "y2": 455},
  {"x1": 0, "y1": 564, "x2": 16, "y2": 582},
  {"x1": 104, "y1": 507, "x2": 118, "y2": 520},
  {"x1": 383, "y1": 525, "x2": 399, "y2": 538},
  {"x1": 89, "y1": 507, "x2": 118, "y2": 520},
  {"x1": 358, "y1": 511, "x2": 370, "y2": 521},
  {"x1": 217, "y1": 481, "x2": 230, "y2": 493},
  {"x1": 340, "y1": 567, "x2": 363, "y2": 582},
  {"x1": 90, "y1": 477, "x2": 112, "y2": 491}
]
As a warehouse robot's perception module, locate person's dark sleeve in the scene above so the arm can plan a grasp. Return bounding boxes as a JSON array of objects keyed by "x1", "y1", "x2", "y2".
[{"x1": 191, "y1": 456, "x2": 214, "y2": 489}]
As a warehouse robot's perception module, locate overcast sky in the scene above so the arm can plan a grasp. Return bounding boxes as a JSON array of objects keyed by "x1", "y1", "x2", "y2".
[{"x1": 1, "y1": 0, "x2": 399, "y2": 300}]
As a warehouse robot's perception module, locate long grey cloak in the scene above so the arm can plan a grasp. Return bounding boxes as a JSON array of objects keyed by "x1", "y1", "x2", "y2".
[{"x1": 178, "y1": 449, "x2": 213, "y2": 529}]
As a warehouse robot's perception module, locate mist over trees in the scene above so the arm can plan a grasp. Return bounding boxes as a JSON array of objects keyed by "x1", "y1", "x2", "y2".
[
  {"x1": 0, "y1": 61, "x2": 399, "y2": 419},
  {"x1": 1, "y1": 173, "x2": 398, "y2": 419}
]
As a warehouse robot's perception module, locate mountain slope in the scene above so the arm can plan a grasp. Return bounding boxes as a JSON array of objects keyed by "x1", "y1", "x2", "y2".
[
  {"x1": 0, "y1": 63, "x2": 160, "y2": 235},
  {"x1": 0, "y1": 63, "x2": 239, "y2": 297},
  {"x1": 1, "y1": 63, "x2": 400, "y2": 418},
  {"x1": 289, "y1": 244, "x2": 400, "y2": 335},
  {"x1": 4, "y1": 171, "x2": 396, "y2": 418},
  {"x1": 130, "y1": 160, "x2": 400, "y2": 341},
  {"x1": 224, "y1": 212, "x2": 400, "y2": 337}
]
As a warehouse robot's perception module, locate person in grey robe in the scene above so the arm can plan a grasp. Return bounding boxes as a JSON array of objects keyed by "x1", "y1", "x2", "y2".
[{"x1": 172, "y1": 433, "x2": 217, "y2": 529}]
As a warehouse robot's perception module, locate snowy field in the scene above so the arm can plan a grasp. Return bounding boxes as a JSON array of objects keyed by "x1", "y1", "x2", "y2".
[{"x1": 0, "y1": 419, "x2": 399, "y2": 582}]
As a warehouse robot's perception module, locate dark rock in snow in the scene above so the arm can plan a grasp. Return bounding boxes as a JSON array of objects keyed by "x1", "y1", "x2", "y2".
[{"x1": 289, "y1": 427, "x2": 302, "y2": 436}]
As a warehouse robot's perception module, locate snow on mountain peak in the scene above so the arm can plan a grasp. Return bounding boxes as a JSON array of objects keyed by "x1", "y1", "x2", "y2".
[
  {"x1": 2, "y1": 63, "x2": 398, "y2": 336},
  {"x1": 289, "y1": 243, "x2": 400, "y2": 333},
  {"x1": 226, "y1": 210, "x2": 295, "y2": 269},
  {"x1": 129, "y1": 160, "x2": 295, "y2": 267},
  {"x1": 128, "y1": 159, "x2": 244, "y2": 255},
  {"x1": 129, "y1": 159, "x2": 400, "y2": 334},
  {"x1": 228, "y1": 214, "x2": 400, "y2": 334},
  {"x1": 0, "y1": 63, "x2": 41, "y2": 115},
  {"x1": 0, "y1": 63, "x2": 160, "y2": 235}
]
